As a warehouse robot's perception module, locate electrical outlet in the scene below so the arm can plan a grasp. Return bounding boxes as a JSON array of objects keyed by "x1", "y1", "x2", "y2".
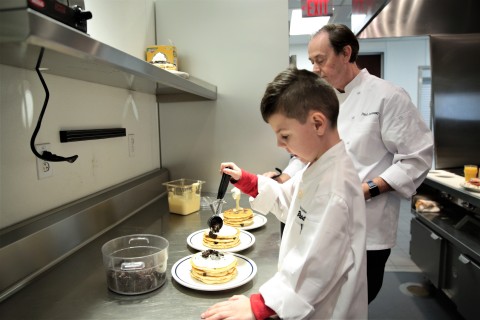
[
  {"x1": 128, "y1": 134, "x2": 135, "y2": 157},
  {"x1": 36, "y1": 143, "x2": 53, "y2": 180}
]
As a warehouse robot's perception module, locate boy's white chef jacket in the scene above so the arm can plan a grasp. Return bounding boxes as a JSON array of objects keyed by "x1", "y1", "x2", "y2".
[{"x1": 250, "y1": 142, "x2": 368, "y2": 319}]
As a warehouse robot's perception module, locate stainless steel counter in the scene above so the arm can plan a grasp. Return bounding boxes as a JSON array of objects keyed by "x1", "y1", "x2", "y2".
[
  {"x1": 410, "y1": 173, "x2": 480, "y2": 320},
  {"x1": 413, "y1": 172, "x2": 480, "y2": 262},
  {"x1": 0, "y1": 194, "x2": 280, "y2": 319}
]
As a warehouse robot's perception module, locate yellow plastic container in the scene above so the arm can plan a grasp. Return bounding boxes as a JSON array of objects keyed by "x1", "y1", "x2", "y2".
[
  {"x1": 163, "y1": 179, "x2": 204, "y2": 215},
  {"x1": 146, "y1": 45, "x2": 178, "y2": 71}
]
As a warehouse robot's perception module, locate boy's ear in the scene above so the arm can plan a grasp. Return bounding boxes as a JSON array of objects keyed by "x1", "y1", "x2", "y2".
[{"x1": 311, "y1": 112, "x2": 327, "y2": 135}]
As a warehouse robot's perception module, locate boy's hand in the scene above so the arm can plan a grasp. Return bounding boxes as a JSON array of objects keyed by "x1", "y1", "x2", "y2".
[
  {"x1": 220, "y1": 162, "x2": 242, "y2": 181},
  {"x1": 201, "y1": 295, "x2": 254, "y2": 320}
]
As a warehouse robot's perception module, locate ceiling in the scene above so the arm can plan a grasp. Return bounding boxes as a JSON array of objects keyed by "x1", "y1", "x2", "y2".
[
  {"x1": 288, "y1": 0, "x2": 389, "y2": 45},
  {"x1": 288, "y1": 0, "x2": 480, "y2": 44}
]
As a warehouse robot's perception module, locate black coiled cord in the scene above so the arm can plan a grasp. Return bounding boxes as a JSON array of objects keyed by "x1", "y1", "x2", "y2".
[{"x1": 30, "y1": 47, "x2": 78, "y2": 163}]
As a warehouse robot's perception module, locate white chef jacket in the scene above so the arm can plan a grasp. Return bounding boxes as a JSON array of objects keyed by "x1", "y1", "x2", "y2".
[
  {"x1": 282, "y1": 156, "x2": 306, "y2": 178},
  {"x1": 337, "y1": 69, "x2": 433, "y2": 250},
  {"x1": 250, "y1": 141, "x2": 367, "y2": 320}
]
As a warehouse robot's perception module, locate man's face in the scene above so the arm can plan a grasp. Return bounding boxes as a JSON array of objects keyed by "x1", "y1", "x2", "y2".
[
  {"x1": 307, "y1": 32, "x2": 349, "y2": 90},
  {"x1": 268, "y1": 112, "x2": 320, "y2": 164}
]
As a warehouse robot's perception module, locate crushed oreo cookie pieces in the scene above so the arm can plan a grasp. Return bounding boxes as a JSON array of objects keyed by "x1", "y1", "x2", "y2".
[
  {"x1": 201, "y1": 249, "x2": 224, "y2": 260},
  {"x1": 211, "y1": 222, "x2": 221, "y2": 233}
]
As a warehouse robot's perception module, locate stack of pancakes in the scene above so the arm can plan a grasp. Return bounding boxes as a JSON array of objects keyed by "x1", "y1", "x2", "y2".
[
  {"x1": 190, "y1": 250, "x2": 238, "y2": 284},
  {"x1": 203, "y1": 225, "x2": 240, "y2": 249},
  {"x1": 223, "y1": 207, "x2": 254, "y2": 227}
]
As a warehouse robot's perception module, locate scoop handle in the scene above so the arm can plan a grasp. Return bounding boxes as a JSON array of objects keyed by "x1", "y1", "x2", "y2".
[{"x1": 217, "y1": 172, "x2": 230, "y2": 200}]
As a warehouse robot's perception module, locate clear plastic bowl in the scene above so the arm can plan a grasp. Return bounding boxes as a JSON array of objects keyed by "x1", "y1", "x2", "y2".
[{"x1": 101, "y1": 234, "x2": 169, "y2": 295}]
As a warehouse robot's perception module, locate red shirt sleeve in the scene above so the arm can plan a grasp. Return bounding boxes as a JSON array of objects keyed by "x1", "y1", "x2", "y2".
[
  {"x1": 250, "y1": 293, "x2": 276, "y2": 320},
  {"x1": 231, "y1": 169, "x2": 259, "y2": 197}
]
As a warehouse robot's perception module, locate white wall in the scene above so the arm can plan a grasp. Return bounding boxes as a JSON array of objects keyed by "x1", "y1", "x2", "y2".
[
  {"x1": 0, "y1": 0, "x2": 159, "y2": 228},
  {"x1": 0, "y1": 0, "x2": 431, "y2": 228},
  {"x1": 85, "y1": 0, "x2": 156, "y2": 59},
  {"x1": 155, "y1": 0, "x2": 291, "y2": 193},
  {"x1": 290, "y1": 36, "x2": 430, "y2": 106}
]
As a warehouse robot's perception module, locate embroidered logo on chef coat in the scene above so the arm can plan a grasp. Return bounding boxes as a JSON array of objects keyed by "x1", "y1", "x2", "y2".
[
  {"x1": 296, "y1": 206, "x2": 307, "y2": 233},
  {"x1": 361, "y1": 112, "x2": 380, "y2": 116}
]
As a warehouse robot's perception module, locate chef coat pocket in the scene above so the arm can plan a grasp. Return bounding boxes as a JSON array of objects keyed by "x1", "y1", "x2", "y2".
[
  {"x1": 355, "y1": 117, "x2": 380, "y2": 133},
  {"x1": 347, "y1": 123, "x2": 387, "y2": 165}
]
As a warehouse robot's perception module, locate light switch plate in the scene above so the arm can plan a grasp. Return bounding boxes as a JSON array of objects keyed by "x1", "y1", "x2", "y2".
[{"x1": 128, "y1": 134, "x2": 135, "y2": 157}]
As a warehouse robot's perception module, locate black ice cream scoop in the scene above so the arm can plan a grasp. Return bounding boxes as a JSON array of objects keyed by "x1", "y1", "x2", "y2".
[{"x1": 208, "y1": 172, "x2": 231, "y2": 233}]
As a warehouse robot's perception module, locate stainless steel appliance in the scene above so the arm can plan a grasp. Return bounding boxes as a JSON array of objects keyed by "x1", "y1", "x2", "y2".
[
  {"x1": 430, "y1": 34, "x2": 480, "y2": 171},
  {"x1": 358, "y1": 0, "x2": 480, "y2": 38},
  {"x1": 0, "y1": 0, "x2": 92, "y2": 33}
]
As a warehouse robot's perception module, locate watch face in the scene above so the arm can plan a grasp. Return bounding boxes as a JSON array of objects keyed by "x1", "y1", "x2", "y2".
[{"x1": 367, "y1": 181, "x2": 380, "y2": 197}]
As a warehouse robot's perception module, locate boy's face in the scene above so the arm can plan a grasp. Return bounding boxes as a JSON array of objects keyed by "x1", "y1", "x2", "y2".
[{"x1": 268, "y1": 112, "x2": 323, "y2": 164}]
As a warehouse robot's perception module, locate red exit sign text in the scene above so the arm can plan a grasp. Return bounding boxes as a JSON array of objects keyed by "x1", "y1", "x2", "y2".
[{"x1": 301, "y1": 0, "x2": 332, "y2": 17}]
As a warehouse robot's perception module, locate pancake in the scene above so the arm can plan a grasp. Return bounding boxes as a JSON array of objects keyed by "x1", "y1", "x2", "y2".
[
  {"x1": 415, "y1": 199, "x2": 441, "y2": 213},
  {"x1": 190, "y1": 250, "x2": 238, "y2": 284},
  {"x1": 223, "y1": 207, "x2": 254, "y2": 227},
  {"x1": 203, "y1": 225, "x2": 240, "y2": 249}
]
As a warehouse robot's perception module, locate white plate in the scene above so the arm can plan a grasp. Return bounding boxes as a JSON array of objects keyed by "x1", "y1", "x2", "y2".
[
  {"x1": 460, "y1": 181, "x2": 480, "y2": 193},
  {"x1": 219, "y1": 213, "x2": 268, "y2": 230},
  {"x1": 187, "y1": 229, "x2": 255, "y2": 253},
  {"x1": 242, "y1": 214, "x2": 268, "y2": 230},
  {"x1": 171, "y1": 253, "x2": 257, "y2": 291},
  {"x1": 429, "y1": 170, "x2": 455, "y2": 178}
]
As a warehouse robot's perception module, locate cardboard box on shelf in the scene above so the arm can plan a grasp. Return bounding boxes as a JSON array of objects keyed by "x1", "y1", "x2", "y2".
[{"x1": 146, "y1": 45, "x2": 178, "y2": 71}]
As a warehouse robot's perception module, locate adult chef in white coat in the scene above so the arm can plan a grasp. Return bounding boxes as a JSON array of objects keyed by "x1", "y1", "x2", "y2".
[{"x1": 278, "y1": 24, "x2": 434, "y2": 303}]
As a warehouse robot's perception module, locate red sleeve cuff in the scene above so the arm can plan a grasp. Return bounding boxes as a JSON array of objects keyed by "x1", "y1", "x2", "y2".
[
  {"x1": 232, "y1": 169, "x2": 259, "y2": 197},
  {"x1": 250, "y1": 293, "x2": 276, "y2": 320}
]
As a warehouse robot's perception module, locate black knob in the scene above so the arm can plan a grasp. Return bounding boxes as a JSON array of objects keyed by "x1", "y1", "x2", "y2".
[{"x1": 72, "y1": 5, "x2": 92, "y2": 22}]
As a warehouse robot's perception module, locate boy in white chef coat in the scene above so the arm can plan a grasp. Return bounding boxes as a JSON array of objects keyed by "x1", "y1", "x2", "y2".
[{"x1": 201, "y1": 68, "x2": 368, "y2": 320}]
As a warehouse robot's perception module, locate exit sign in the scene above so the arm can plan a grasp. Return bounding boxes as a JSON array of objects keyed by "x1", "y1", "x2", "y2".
[{"x1": 301, "y1": 0, "x2": 332, "y2": 17}]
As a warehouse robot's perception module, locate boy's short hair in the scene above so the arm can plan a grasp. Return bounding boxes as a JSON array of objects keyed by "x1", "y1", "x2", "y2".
[{"x1": 260, "y1": 68, "x2": 339, "y2": 127}]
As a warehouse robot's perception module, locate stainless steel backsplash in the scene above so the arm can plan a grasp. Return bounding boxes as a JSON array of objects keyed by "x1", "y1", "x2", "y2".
[{"x1": 430, "y1": 34, "x2": 480, "y2": 170}]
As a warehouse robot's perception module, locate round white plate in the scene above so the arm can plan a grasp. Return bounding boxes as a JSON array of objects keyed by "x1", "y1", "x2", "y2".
[
  {"x1": 219, "y1": 213, "x2": 268, "y2": 231},
  {"x1": 460, "y1": 181, "x2": 480, "y2": 193},
  {"x1": 187, "y1": 229, "x2": 255, "y2": 253},
  {"x1": 242, "y1": 214, "x2": 268, "y2": 230},
  {"x1": 171, "y1": 253, "x2": 257, "y2": 291}
]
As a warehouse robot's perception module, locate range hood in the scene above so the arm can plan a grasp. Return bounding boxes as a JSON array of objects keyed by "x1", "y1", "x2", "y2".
[{"x1": 358, "y1": 0, "x2": 480, "y2": 38}]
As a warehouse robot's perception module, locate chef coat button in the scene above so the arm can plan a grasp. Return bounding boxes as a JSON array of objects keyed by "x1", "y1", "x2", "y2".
[{"x1": 298, "y1": 190, "x2": 304, "y2": 199}]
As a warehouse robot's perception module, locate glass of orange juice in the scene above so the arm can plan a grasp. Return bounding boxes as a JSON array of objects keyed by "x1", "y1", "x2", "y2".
[{"x1": 464, "y1": 165, "x2": 478, "y2": 182}]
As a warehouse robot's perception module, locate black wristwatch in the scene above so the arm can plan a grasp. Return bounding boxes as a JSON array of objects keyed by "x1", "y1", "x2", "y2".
[{"x1": 367, "y1": 180, "x2": 380, "y2": 198}]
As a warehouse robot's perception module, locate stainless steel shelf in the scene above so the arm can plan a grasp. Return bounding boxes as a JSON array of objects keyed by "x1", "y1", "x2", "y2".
[{"x1": 0, "y1": 8, "x2": 217, "y2": 101}]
